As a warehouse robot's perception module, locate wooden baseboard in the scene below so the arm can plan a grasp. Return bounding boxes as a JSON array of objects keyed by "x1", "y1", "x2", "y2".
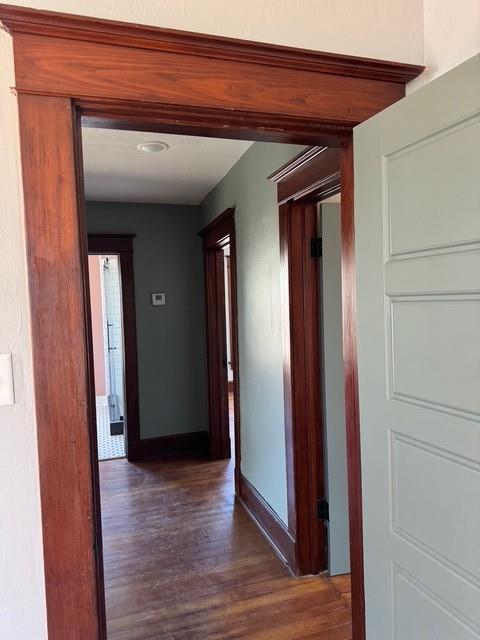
[
  {"x1": 238, "y1": 473, "x2": 295, "y2": 571},
  {"x1": 128, "y1": 430, "x2": 209, "y2": 461}
]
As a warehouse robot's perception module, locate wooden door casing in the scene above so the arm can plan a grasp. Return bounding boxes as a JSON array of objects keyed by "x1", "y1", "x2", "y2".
[
  {"x1": 270, "y1": 144, "x2": 364, "y2": 637},
  {"x1": 200, "y1": 209, "x2": 241, "y2": 492}
]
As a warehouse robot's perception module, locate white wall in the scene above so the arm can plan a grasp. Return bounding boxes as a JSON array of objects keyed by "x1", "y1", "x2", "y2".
[
  {"x1": 1, "y1": 1, "x2": 477, "y2": 636},
  {"x1": 409, "y1": 0, "x2": 480, "y2": 92},
  {"x1": 0, "y1": 32, "x2": 47, "y2": 640},
  {"x1": 2, "y1": 0, "x2": 424, "y2": 62}
]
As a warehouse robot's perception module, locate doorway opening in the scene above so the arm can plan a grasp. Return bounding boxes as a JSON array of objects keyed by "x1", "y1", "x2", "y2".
[
  {"x1": 88, "y1": 254, "x2": 126, "y2": 460},
  {"x1": 317, "y1": 195, "x2": 351, "y2": 578},
  {"x1": 223, "y1": 244, "x2": 236, "y2": 456},
  {"x1": 199, "y1": 208, "x2": 239, "y2": 467},
  {"x1": 81, "y1": 129, "x2": 352, "y2": 638}
]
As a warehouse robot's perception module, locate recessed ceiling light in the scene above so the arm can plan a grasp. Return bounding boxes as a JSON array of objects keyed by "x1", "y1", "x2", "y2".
[{"x1": 137, "y1": 141, "x2": 170, "y2": 153}]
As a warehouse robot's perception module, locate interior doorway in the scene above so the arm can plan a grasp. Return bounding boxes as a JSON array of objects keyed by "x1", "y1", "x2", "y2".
[
  {"x1": 87, "y1": 234, "x2": 140, "y2": 462},
  {"x1": 82, "y1": 136, "x2": 352, "y2": 639},
  {"x1": 200, "y1": 208, "x2": 240, "y2": 473},
  {"x1": 82, "y1": 131, "x2": 354, "y2": 638},
  {"x1": 4, "y1": 6, "x2": 423, "y2": 637},
  {"x1": 87, "y1": 253, "x2": 126, "y2": 460},
  {"x1": 317, "y1": 197, "x2": 351, "y2": 577},
  {"x1": 223, "y1": 244, "x2": 236, "y2": 456}
]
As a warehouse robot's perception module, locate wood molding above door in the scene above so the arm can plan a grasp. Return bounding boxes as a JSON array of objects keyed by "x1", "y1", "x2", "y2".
[
  {"x1": 269, "y1": 146, "x2": 341, "y2": 204},
  {"x1": 0, "y1": 4, "x2": 423, "y2": 148},
  {"x1": 2, "y1": 5, "x2": 424, "y2": 638},
  {"x1": 0, "y1": 3, "x2": 423, "y2": 85}
]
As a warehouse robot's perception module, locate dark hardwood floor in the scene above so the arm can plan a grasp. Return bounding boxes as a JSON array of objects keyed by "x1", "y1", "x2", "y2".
[{"x1": 99, "y1": 454, "x2": 352, "y2": 639}]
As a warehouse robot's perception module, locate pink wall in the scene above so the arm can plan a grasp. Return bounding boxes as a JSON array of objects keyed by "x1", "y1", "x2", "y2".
[{"x1": 88, "y1": 255, "x2": 106, "y2": 396}]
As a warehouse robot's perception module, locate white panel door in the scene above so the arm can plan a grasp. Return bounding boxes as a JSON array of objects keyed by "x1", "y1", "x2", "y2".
[{"x1": 354, "y1": 55, "x2": 480, "y2": 639}]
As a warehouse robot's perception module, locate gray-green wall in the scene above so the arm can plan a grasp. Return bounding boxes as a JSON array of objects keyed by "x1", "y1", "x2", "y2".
[
  {"x1": 87, "y1": 202, "x2": 208, "y2": 440},
  {"x1": 201, "y1": 142, "x2": 304, "y2": 524}
]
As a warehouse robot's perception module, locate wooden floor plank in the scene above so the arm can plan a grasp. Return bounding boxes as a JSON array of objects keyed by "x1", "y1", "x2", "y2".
[{"x1": 100, "y1": 456, "x2": 351, "y2": 639}]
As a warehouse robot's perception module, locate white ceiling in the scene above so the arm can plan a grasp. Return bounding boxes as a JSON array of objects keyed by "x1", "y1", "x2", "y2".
[{"x1": 82, "y1": 128, "x2": 254, "y2": 205}]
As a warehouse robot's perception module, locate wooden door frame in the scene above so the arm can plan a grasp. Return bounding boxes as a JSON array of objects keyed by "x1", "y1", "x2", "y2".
[
  {"x1": 87, "y1": 234, "x2": 140, "y2": 461},
  {"x1": 278, "y1": 197, "x2": 328, "y2": 576},
  {"x1": 0, "y1": 4, "x2": 423, "y2": 638},
  {"x1": 199, "y1": 209, "x2": 241, "y2": 491},
  {"x1": 270, "y1": 147, "x2": 365, "y2": 615}
]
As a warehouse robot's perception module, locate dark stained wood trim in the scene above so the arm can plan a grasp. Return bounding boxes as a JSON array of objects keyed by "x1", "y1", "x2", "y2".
[
  {"x1": 341, "y1": 139, "x2": 365, "y2": 640},
  {"x1": 199, "y1": 207, "x2": 235, "y2": 242},
  {"x1": 80, "y1": 102, "x2": 352, "y2": 148},
  {"x1": 128, "y1": 431, "x2": 209, "y2": 461},
  {"x1": 74, "y1": 113, "x2": 107, "y2": 638},
  {"x1": 7, "y1": 32, "x2": 407, "y2": 127},
  {"x1": 274, "y1": 140, "x2": 365, "y2": 635},
  {"x1": 88, "y1": 233, "x2": 135, "y2": 253},
  {"x1": 2, "y1": 7, "x2": 422, "y2": 638},
  {"x1": 87, "y1": 234, "x2": 140, "y2": 461},
  {"x1": 238, "y1": 474, "x2": 296, "y2": 571},
  {"x1": 0, "y1": 5, "x2": 424, "y2": 134},
  {"x1": 269, "y1": 146, "x2": 328, "y2": 181},
  {"x1": 17, "y1": 93, "x2": 105, "y2": 639},
  {"x1": 278, "y1": 201, "x2": 326, "y2": 576},
  {"x1": 199, "y1": 209, "x2": 241, "y2": 495},
  {"x1": 0, "y1": 4, "x2": 424, "y2": 84},
  {"x1": 269, "y1": 146, "x2": 341, "y2": 204}
]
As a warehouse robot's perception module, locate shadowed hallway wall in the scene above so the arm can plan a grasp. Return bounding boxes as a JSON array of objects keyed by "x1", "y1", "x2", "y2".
[
  {"x1": 87, "y1": 202, "x2": 208, "y2": 439},
  {"x1": 201, "y1": 142, "x2": 304, "y2": 524}
]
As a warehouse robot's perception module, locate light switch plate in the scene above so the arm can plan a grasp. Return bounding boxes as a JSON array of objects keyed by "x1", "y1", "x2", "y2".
[
  {"x1": 0, "y1": 353, "x2": 15, "y2": 406},
  {"x1": 152, "y1": 293, "x2": 166, "y2": 306}
]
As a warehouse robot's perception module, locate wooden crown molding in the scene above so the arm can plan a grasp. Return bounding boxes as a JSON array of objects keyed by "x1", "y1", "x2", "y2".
[
  {"x1": 0, "y1": 6, "x2": 422, "y2": 134},
  {"x1": 269, "y1": 146, "x2": 341, "y2": 204},
  {"x1": 268, "y1": 146, "x2": 328, "y2": 183},
  {"x1": 0, "y1": 4, "x2": 424, "y2": 83},
  {"x1": 198, "y1": 207, "x2": 235, "y2": 240}
]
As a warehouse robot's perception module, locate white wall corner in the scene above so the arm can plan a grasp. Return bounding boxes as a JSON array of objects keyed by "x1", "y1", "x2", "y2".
[{"x1": 408, "y1": 0, "x2": 480, "y2": 93}]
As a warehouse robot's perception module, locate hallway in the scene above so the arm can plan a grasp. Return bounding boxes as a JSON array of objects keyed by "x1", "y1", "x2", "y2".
[{"x1": 100, "y1": 457, "x2": 352, "y2": 639}]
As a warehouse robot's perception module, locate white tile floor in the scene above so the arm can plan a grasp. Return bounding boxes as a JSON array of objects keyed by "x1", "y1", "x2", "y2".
[{"x1": 96, "y1": 400, "x2": 125, "y2": 461}]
